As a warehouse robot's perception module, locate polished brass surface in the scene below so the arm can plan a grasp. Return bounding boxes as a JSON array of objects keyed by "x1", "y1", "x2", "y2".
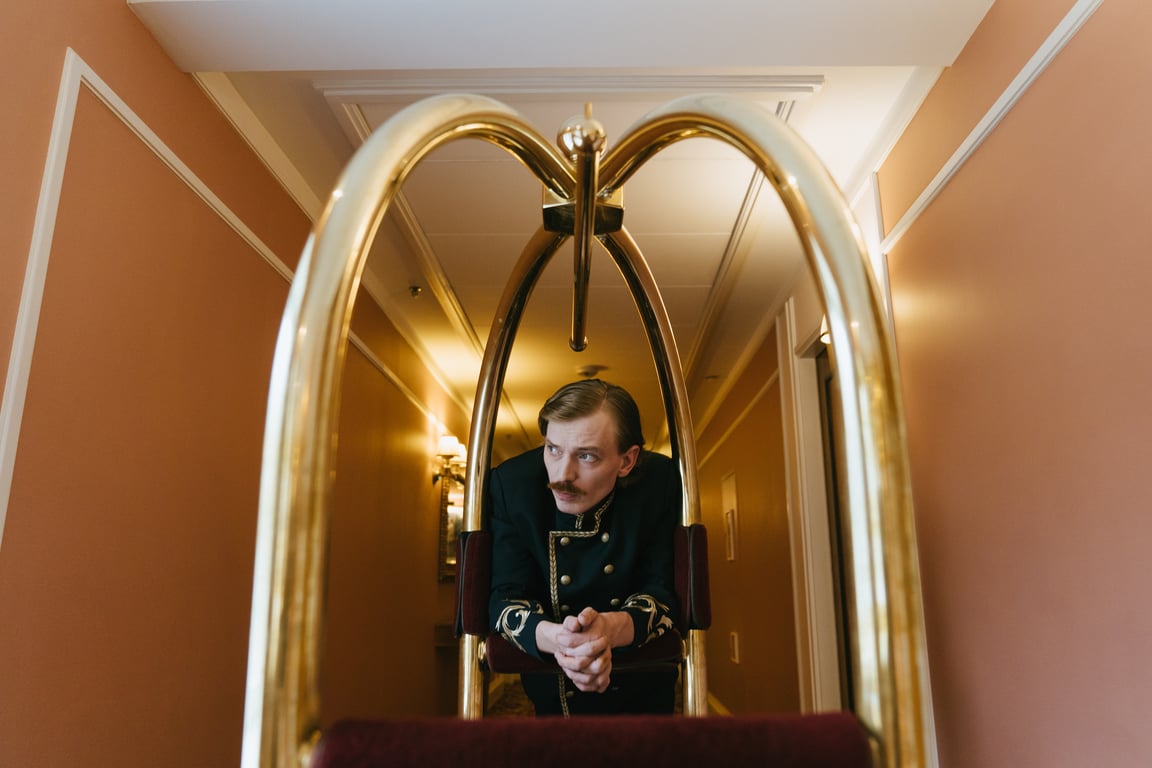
[
  {"x1": 598, "y1": 95, "x2": 933, "y2": 766},
  {"x1": 458, "y1": 214, "x2": 709, "y2": 716},
  {"x1": 437, "y1": 466, "x2": 465, "y2": 582},
  {"x1": 243, "y1": 95, "x2": 574, "y2": 768},
  {"x1": 599, "y1": 226, "x2": 707, "y2": 715},
  {"x1": 248, "y1": 92, "x2": 934, "y2": 768},
  {"x1": 459, "y1": 225, "x2": 565, "y2": 718},
  {"x1": 541, "y1": 186, "x2": 624, "y2": 236},
  {"x1": 557, "y1": 105, "x2": 606, "y2": 352}
]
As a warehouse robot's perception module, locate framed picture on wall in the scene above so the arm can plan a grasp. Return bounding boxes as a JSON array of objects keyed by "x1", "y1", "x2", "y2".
[
  {"x1": 438, "y1": 471, "x2": 465, "y2": 582},
  {"x1": 723, "y1": 472, "x2": 738, "y2": 561}
]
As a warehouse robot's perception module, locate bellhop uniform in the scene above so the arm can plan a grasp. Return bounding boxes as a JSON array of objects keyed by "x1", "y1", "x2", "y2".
[{"x1": 488, "y1": 447, "x2": 681, "y2": 716}]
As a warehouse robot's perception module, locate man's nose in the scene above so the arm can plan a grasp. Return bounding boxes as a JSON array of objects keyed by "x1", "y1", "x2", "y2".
[{"x1": 556, "y1": 455, "x2": 578, "y2": 481}]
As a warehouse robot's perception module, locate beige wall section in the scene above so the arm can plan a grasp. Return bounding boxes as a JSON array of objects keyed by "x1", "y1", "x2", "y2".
[
  {"x1": 0, "y1": 84, "x2": 291, "y2": 766},
  {"x1": 879, "y1": 1, "x2": 1152, "y2": 766},
  {"x1": 697, "y1": 326, "x2": 800, "y2": 714},
  {"x1": 877, "y1": 0, "x2": 1078, "y2": 230},
  {"x1": 1, "y1": 1, "x2": 471, "y2": 765},
  {"x1": 0, "y1": 0, "x2": 309, "y2": 392},
  {"x1": 325, "y1": 295, "x2": 472, "y2": 723}
]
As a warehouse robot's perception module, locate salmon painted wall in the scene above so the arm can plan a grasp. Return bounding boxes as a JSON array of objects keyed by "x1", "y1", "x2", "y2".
[
  {"x1": 879, "y1": 1, "x2": 1152, "y2": 765},
  {"x1": 0, "y1": 2, "x2": 469, "y2": 765},
  {"x1": 697, "y1": 326, "x2": 800, "y2": 714},
  {"x1": 0, "y1": 2, "x2": 307, "y2": 389},
  {"x1": 323, "y1": 297, "x2": 473, "y2": 723}
]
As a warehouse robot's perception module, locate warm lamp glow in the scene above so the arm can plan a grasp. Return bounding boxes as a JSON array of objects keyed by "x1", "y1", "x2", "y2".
[
  {"x1": 437, "y1": 434, "x2": 463, "y2": 458},
  {"x1": 819, "y1": 316, "x2": 831, "y2": 345},
  {"x1": 433, "y1": 434, "x2": 466, "y2": 484}
]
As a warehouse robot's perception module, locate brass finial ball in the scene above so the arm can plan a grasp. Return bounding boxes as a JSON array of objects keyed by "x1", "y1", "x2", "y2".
[{"x1": 558, "y1": 103, "x2": 606, "y2": 157}]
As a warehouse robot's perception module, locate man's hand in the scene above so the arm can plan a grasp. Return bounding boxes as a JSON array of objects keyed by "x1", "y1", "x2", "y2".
[{"x1": 536, "y1": 607, "x2": 634, "y2": 693}]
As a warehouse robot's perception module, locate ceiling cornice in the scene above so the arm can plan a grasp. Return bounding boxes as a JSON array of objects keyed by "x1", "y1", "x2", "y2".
[
  {"x1": 317, "y1": 73, "x2": 826, "y2": 101},
  {"x1": 391, "y1": 195, "x2": 485, "y2": 358}
]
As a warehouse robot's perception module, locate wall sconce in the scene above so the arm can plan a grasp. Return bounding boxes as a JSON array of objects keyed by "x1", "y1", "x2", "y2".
[
  {"x1": 433, "y1": 434, "x2": 466, "y2": 485},
  {"x1": 434, "y1": 435, "x2": 467, "y2": 581},
  {"x1": 819, "y1": 315, "x2": 832, "y2": 345}
]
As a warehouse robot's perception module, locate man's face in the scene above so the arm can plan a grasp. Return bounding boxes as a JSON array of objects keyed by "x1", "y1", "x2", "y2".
[{"x1": 543, "y1": 408, "x2": 640, "y2": 515}]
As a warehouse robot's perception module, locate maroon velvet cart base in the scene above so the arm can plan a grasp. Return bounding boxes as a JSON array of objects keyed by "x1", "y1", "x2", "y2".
[{"x1": 312, "y1": 712, "x2": 872, "y2": 768}]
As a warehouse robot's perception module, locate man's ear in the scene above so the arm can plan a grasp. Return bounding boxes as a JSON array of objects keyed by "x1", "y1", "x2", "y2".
[{"x1": 617, "y1": 445, "x2": 641, "y2": 477}]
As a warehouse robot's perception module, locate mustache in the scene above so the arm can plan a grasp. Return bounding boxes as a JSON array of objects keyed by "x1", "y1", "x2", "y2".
[{"x1": 547, "y1": 481, "x2": 582, "y2": 495}]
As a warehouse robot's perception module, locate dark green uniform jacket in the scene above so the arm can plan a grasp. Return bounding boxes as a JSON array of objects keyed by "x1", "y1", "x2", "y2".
[{"x1": 488, "y1": 447, "x2": 681, "y2": 715}]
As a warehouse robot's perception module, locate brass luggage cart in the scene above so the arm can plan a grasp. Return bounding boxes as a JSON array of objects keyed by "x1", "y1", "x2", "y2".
[{"x1": 242, "y1": 94, "x2": 935, "y2": 768}]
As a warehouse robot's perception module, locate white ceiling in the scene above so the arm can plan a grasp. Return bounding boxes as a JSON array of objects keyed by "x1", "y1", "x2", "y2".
[{"x1": 131, "y1": 0, "x2": 993, "y2": 457}]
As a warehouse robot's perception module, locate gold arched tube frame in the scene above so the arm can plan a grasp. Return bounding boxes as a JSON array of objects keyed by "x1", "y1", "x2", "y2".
[
  {"x1": 459, "y1": 221, "x2": 707, "y2": 719},
  {"x1": 598, "y1": 96, "x2": 936, "y2": 767},
  {"x1": 244, "y1": 93, "x2": 936, "y2": 768},
  {"x1": 241, "y1": 95, "x2": 574, "y2": 768}
]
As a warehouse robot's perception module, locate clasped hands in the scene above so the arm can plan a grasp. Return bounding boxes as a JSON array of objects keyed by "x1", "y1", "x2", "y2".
[{"x1": 536, "y1": 607, "x2": 634, "y2": 693}]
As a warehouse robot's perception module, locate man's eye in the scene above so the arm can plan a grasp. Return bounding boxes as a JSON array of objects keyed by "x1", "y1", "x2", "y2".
[{"x1": 579, "y1": 452, "x2": 596, "y2": 462}]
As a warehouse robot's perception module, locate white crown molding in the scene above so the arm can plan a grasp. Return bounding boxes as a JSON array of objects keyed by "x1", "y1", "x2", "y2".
[
  {"x1": 338, "y1": 101, "x2": 374, "y2": 144},
  {"x1": 188, "y1": 73, "x2": 463, "y2": 421},
  {"x1": 368, "y1": 195, "x2": 537, "y2": 446},
  {"x1": 321, "y1": 74, "x2": 823, "y2": 151},
  {"x1": 696, "y1": 367, "x2": 780, "y2": 470},
  {"x1": 317, "y1": 72, "x2": 826, "y2": 102},
  {"x1": 880, "y1": 0, "x2": 1103, "y2": 254},
  {"x1": 662, "y1": 100, "x2": 798, "y2": 446},
  {"x1": 391, "y1": 195, "x2": 485, "y2": 357},
  {"x1": 845, "y1": 65, "x2": 944, "y2": 208},
  {"x1": 294, "y1": 92, "x2": 524, "y2": 443},
  {"x1": 0, "y1": 49, "x2": 459, "y2": 550},
  {"x1": 193, "y1": 71, "x2": 325, "y2": 221},
  {"x1": 354, "y1": 195, "x2": 491, "y2": 430},
  {"x1": 682, "y1": 168, "x2": 768, "y2": 378},
  {"x1": 354, "y1": 272, "x2": 474, "y2": 426},
  {"x1": 0, "y1": 49, "x2": 284, "y2": 550}
]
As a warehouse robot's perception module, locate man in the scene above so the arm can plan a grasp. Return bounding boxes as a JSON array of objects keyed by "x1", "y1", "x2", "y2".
[{"x1": 488, "y1": 379, "x2": 681, "y2": 716}]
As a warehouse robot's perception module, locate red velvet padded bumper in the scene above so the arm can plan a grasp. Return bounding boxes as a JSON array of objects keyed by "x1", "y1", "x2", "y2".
[
  {"x1": 312, "y1": 713, "x2": 873, "y2": 768},
  {"x1": 675, "y1": 523, "x2": 710, "y2": 630},
  {"x1": 456, "y1": 530, "x2": 491, "y2": 636}
]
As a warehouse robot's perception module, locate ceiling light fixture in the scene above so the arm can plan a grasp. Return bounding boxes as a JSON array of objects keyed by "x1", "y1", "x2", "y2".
[
  {"x1": 576, "y1": 364, "x2": 608, "y2": 378},
  {"x1": 433, "y1": 435, "x2": 466, "y2": 484}
]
